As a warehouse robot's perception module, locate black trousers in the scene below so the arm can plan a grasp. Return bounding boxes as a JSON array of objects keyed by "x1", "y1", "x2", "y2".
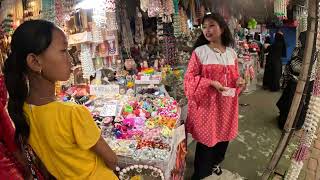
[{"x1": 191, "y1": 141, "x2": 229, "y2": 180}]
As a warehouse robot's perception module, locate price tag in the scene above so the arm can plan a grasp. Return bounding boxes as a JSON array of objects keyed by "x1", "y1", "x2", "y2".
[
  {"x1": 90, "y1": 85, "x2": 120, "y2": 96},
  {"x1": 100, "y1": 102, "x2": 118, "y2": 117}
]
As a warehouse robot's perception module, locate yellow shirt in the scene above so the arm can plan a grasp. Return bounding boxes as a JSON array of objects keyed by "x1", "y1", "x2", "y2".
[{"x1": 23, "y1": 101, "x2": 118, "y2": 180}]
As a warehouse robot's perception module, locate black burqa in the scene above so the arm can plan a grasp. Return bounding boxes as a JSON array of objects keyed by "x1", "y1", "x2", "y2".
[
  {"x1": 263, "y1": 33, "x2": 287, "y2": 91},
  {"x1": 276, "y1": 31, "x2": 312, "y2": 130}
]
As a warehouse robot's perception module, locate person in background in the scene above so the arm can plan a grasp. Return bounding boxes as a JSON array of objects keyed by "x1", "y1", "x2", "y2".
[
  {"x1": 184, "y1": 13, "x2": 245, "y2": 180},
  {"x1": 263, "y1": 32, "x2": 286, "y2": 91},
  {"x1": 260, "y1": 36, "x2": 271, "y2": 68},
  {"x1": 0, "y1": 75, "x2": 26, "y2": 179},
  {"x1": 277, "y1": 31, "x2": 311, "y2": 130},
  {"x1": 3, "y1": 20, "x2": 118, "y2": 179},
  {"x1": 253, "y1": 32, "x2": 263, "y2": 50}
]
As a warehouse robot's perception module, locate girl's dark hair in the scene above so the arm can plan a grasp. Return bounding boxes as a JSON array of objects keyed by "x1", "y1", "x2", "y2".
[
  {"x1": 3, "y1": 20, "x2": 56, "y2": 140},
  {"x1": 193, "y1": 13, "x2": 234, "y2": 50}
]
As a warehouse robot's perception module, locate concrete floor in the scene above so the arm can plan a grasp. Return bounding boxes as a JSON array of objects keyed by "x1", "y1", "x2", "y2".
[{"x1": 184, "y1": 87, "x2": 300, "y2": 179}]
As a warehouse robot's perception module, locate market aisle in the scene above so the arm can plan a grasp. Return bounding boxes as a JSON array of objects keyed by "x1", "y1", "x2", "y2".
[{"x1": 185, "y1": 87, "x2": 300, "y2": 179}]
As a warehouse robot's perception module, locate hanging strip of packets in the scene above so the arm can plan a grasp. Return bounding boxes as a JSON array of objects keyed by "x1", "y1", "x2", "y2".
[{"x1": 55, "y1": 0, "x2": 64, "y2": 26}]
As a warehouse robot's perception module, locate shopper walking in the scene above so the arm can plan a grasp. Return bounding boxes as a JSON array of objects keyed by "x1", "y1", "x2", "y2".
[
  {"x1": 263, "y1": 32, "x2": 286, "y2": 91},
  {"x1": 184, "y1": 13, "x2": 245, "y2": 180}
]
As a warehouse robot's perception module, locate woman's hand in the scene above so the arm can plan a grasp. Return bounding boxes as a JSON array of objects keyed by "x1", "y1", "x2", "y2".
[
  {"x1": 236, "y1": 77, "x2": 246, "y2": 88},
  {"x1": 211, "y1": 81, "x2": 229, "y2": 93}
]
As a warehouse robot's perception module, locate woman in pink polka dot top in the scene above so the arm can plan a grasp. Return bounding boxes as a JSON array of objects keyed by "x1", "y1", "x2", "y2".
[{"x1": 184, "y1": 13, "x2": 245, "y2": 180}]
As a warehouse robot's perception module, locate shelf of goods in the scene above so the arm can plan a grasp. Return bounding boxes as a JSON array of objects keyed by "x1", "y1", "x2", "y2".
[
  {"x1": 238, "y1": 53, "x2": 259, "y2": 94},
  {"x1": 89, "y1": 89, "x2": 186, "y2": 180}
]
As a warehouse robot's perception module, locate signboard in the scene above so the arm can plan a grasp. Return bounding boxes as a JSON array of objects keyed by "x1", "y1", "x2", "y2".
[
  {"x1": 100, "y1": 102, "x2": 118, "y2": 117},
  {"x1": 89, "y1": 84, "x2": 120, "y2": 96}
]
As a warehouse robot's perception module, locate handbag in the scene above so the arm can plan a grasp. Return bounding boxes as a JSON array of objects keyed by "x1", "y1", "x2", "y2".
[{"x1": 19, "y1": 136, "x2": 56, "y2": 180}]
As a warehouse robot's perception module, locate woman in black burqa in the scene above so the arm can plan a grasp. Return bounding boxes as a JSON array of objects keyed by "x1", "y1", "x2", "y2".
[
  {"x1": 263, "y1": 32, "x2": 287, "y2": 91},
  {"x1": 276, "y1": 31, "x2": 313, "y2": 130}
]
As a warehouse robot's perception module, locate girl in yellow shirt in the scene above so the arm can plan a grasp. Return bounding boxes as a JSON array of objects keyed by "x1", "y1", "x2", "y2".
[{"x1": 3, "y1": 20, "x2": 118, "y2": 179}]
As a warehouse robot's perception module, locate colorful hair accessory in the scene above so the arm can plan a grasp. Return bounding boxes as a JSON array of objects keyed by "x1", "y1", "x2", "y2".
[
  {"x1": 134, "y1": 109, "x2": 140, "y2": 116},
  {"x1": 161, "y1": 127, "x2": 172, "y2": 137},
  {"x1": 145, "y1": 121, "x2": 156, "y2": 129},
  {"x1": 124, "y1": 105, "x2": 133, "y2": 113},
  {"x1": 142, "y1": 101, "x2": 151, "y2": 110},
  {"x1": 142, "y1": 68, "x2": 155, "y2": 75},
  {"x1": 123, "y1": 118, "x2": 135, "y2": 127},
  {"x1": 140, "y1": 111, "x2": 146, "y2": 118},
  {"x1": 126, "y1": 114, "x2": 136, "y2": 119},
  {"x1": 115, "y1": 130, "x2": 122, "y2": 139},
  {"x1": 127, "y1": 81, "x2": 134, "y2": 88},
  {"x1": 151, "y1": 111, "x2": 158, "y2": 117},
  {"x1": 134, "y1": 117, "x2": 145, "y2": 127},
  {"x1": 145, "y1": 112, "x2": 151, "y2": 118}
]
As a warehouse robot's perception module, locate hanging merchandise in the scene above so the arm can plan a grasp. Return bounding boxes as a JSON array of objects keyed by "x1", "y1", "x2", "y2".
[
  {"x1": 247, "y1": 18, "x2": 257, "y2": 30},
  {"x1": 157, "y1": 17, "x2": 164, "y2": 41},
  {"x1": 121, "y1": 5, "x2": 134, "y2": 56},
  {"x1": 173, "y1": 0, "x2": 179, "y2": 14},
  {"x1": 140, "y1": 0, "x2": 149, "y2": 12},
  {"x1": 164, "y1": 0, "x2": 174, "y2": 16},
  {"x1": 200, "y1": 5, "x2": 205, "y2": 20},
  {"x1": 135, "y1": 7, "x2": 144, "y2": 44},
  {"x1": 161, "y1": 0, "x2": 174, "y2": 23},
  {"x1": 41, "y1": 0, "x2": 55, "y2": 22},
  {"x1": 106, "y1": 0, "x2": 117, "y2": 12},
  {"x1": 79, "y1": 44, "x2": 95, "y2": 79},
  {"x1": 284, "y1": 57, "x2": 319, "y2": 180},
  {"x1": 1, "y1": 14, "x2": 14, "y2": 36},
  {"x1": 179, "y1": 7, "x2": 189, "y2": 35},
  {"x1": 172, "y1": 0, "x2": 181, "y2": 37},
  {"x1": 148, "y1": 0, "x2": 163, "y2": 17},
  {"x1": 274, "y1": 0, "x2": 288, "y2": 19},
  {"x1": 55, "y1": 0, "x2": 65, "y2": 26},
  {"x1": 284, "y1": 10, "x2": 320, "y2": 178},
  {"x1": 173, "y1": 14, "x2": 182, "y2": 37},
  {"x1": 14, "y1": 0, "x2": 24, "y2": 21},
  {"x1": 299, "y1": 16, "x2": 308, "y2": 34},
  {"x1": 61, "y1": 0, "x2": 75, "y2": 21},
  {"x1": 92, "y1": 2, "x2": 107, "y2": 28},
  {"x1": 106, "y1": 12, "x2": 118, "y2": 31},
  {"x1": 163, "y1": 36, "x2": 176, "y2": 65},
  {"x1": 228, "y1": 16, "x2": 238, "y2": 36},
  {"x1": 195, "y1": 0, "x2": 202, "y2": 25},
  {"x1": 105, "y1": 0, "x2": 118, "y2": 31},
  {"x1": 0, "y1": 0, "x2": 14, "y2": 21},
  {"x1": 21, "y1": 0, "x2": 37, "y2": 20},
  {"x1": 189, "y1": 0, "x2": 196, "y2": 25},
  {"x1": 296, "y1": 2, "x2": 308, "y2": 34},
  {"x1": 92, "y1": 23, "x2": 104, "y2": 43},
  {"x1": 92, "y1": 0, "x2": 108, "y2": 43}
]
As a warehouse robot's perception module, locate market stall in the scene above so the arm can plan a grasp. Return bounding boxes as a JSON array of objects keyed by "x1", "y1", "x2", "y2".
[
  {"x1": 47, "y1": 0, "x2": 190, "y2": 179},
  {"x1": 57, "y1": 83, "x2": 186, "y2": 179},
  {"x1": 236, "y1": 40, "x2": 260, "y2": 94}
]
